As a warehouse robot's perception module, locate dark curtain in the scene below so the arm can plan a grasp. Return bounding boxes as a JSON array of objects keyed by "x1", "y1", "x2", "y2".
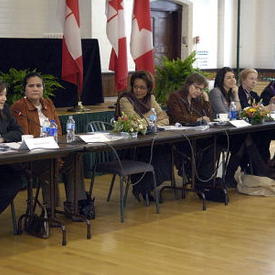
[{"x1": 0, "y1": 38, "x2": 104, "y2": 107}]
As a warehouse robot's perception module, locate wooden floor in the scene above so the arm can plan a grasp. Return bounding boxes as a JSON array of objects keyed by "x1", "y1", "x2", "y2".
[{"x1": 1, "y1": 174, "x2": 275, "y2": 275}]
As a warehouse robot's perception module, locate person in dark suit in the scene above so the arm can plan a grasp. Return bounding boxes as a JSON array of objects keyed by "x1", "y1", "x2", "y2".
[
  {"x1": 0, "y1": 82, "x2": 23, "y2": 214},
  {"x1": 238, "y1": 68, "x2": 260, "y2": 108},
  {"x1": 260, "y1": 80, "x2": 275, "y2": 106}
]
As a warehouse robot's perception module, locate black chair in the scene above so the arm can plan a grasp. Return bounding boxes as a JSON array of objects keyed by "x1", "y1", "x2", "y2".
[{"x1": 86, "y1": 121, "x2": 160, "y2": 223}]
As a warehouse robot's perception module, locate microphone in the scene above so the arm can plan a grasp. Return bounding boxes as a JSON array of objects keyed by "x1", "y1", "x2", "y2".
[{"x1": 13, "y1": 109, "x2": 43, "y2": 129}]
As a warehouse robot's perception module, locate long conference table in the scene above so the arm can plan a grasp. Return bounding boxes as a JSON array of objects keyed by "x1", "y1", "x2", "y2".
[{"x1": 2, "y1": 120, "x2": 275, "y2": 244}]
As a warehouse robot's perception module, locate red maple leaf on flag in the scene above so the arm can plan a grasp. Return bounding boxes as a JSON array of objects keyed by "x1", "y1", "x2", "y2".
[
  {"x1": 109, "y1": 0, "x2": 123, "y2": 11},
  {"x1": 133, "y1": 1, "x2": 151, "y2": 30}
]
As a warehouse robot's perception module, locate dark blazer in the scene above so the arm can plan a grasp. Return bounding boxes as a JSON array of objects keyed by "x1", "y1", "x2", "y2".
[
  {"x1": 238, "y1": 85, "x2": 260, "y2": 109},
  {"x1": 260, "y1": 81, "x2": 275, "y2": 106},
  {"x1": 0, "y1": 104, "x2": 22, "y2": 142}
]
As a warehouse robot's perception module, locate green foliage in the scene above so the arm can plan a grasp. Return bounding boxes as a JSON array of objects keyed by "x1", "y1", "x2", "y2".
[
  {"x1": 0, "y1": 68, "x2": 64, "y2": 105},
  {"x1": 154, "y1": 51, "x2": 200, "y2": 105}
]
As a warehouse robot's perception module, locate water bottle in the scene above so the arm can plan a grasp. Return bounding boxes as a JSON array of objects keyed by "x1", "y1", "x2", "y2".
[
  {"x1": 229, "y1": 101, "x2": 238, "y2": 120},
  {"x1": 41, "y1": 118, "x2": 50, "y2": 137},
  {"x1": 148, "y1": 108, "x2": 158, "y2": 133},
  {"x1": 66, "y1": 115, "x2": 76, "y2": 143},
  {"x1": 48, "y1": 120, "x2": 58, "y2": 142}
]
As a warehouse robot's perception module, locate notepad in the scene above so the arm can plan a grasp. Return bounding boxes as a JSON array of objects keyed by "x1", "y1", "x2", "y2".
[{"x1": 229, "y1": 120, "x2": 251, "y2": 128}]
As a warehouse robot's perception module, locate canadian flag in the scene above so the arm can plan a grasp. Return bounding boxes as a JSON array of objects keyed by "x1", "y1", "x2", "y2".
[
  {"x1": 130, "y1": 0, "x2": 154, "y2": 74},
  {"x1": 61, "y1": 0, "x2": 83, "y2": 95},
  {"x1": 105, "y1": 0, "x2": 128, "y2": 92}
]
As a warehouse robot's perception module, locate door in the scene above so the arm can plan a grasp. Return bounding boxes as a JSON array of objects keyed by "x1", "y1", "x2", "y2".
[{"x1": 151, "y1": 0, "x2": 182, "y2": 65}]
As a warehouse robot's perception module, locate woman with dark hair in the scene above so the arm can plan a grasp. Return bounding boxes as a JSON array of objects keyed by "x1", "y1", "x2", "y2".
[
  {"x1": 260, "y1": 80, "x2": 275, "y2": 106},
  {"x1": 115, "y1": 71, "x2": 169, "y2": 125},
  {"x1": 209, "y1": 67, "x2": 241, "y2": 116},
  {"x1": 167, "y1": 72, "x2": 217, "y2": 189},
  {"x1": 115, "y1": 71, "x2": 170, "y2": 201},
  {"x1": 0, "y1": 82, "x2": 23, "y2": 214},
  {"x1": 11, "y1": 72, "x2": 93, "y2": 220},
  {"x1": 167, "y1": 72, "x2": 212, "y2": 124}
]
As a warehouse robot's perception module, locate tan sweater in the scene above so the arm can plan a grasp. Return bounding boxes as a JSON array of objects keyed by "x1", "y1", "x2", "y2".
[{"x1": 119, "y1": 95, "x2": 169, "y2": 126}]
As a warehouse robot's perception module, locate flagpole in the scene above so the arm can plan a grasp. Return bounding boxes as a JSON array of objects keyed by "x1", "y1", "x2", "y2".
[{"x1": 67, "y1": 92, "x2": 90, "y2": 112}]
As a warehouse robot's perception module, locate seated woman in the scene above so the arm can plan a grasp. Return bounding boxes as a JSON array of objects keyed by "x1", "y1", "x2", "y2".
[
  {"x1": 167, "y1": 72, "x2": 217, "y2": 189},
  {"x1": 209, "y1": 67, "x2": 241, "y2": 117},
  {"x1": 0, "y1": 82, "x2": 23, "y2": 214},
  {"x1": 115, "y1": 71, "x2": 169, "y2": 126},
  {"x1": 11, "y1": 72, "x2": 91, "y2": 220},
  {"x1": 260, "y1": 80, "x2": 275, "y2": 106},
  {"x1": 210, "y1": 68, "x2": 271, "y2": 186},
  {"x1": 115, "y1": 71, "x2": 171, "y2": 200},
  {"x1": 167, "y1": 72, "x2": 212, "y2": 125},
  {"x1": 238, "y1": 68, "x2": 260, "y2": 108}
]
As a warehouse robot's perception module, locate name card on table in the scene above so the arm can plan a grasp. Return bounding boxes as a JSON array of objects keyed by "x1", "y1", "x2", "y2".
[
  {"x1": 78, "y1": 133, "x2": 124, "y2": 143},
  {"x1": 229, "y1": 120, "x2": 251, "y2": 128},
  {"x1": 19, "y1": 136, "x2": 59, "y2": 150}
]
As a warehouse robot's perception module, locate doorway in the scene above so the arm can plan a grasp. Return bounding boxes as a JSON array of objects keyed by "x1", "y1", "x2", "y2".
[{"x1": 151, "y1": 0, "x2": 182, "y2": 65}]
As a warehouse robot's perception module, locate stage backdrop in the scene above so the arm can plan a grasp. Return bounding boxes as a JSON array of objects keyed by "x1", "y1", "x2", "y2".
[{"x1": 0, "y1": 38, "x2": 104, "y2": 107}]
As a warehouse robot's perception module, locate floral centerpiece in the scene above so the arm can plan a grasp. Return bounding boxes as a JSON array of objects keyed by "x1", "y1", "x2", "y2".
[
  {"x1": 240, "y1": 105, "x2": 269, "y2": 125},
  {"x1": 112, "y1": 112, "x2": 148, "y2": 135}
]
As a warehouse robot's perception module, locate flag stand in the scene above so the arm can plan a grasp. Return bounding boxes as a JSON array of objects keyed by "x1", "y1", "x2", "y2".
[{"x1": 67, "y1": 101, "x2": 90, "y2": 112}]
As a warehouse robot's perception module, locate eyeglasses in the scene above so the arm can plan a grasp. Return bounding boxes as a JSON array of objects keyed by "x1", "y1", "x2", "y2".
[
  {"x1": 192, "y1": 84, "x2": 207, "y2": 92},
  {"x1": 26, "y1": 83, "x2": 43, "y2": 88},
  {"x1": 133, "y1": 85, "x2": 148, "y2": 91}
]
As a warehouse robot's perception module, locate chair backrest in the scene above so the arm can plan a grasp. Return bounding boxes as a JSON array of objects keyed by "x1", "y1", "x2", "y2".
[
  {"x1": 86, "y1": 121, "x2": 115, "y2": 165},
  {"x1": 86, "y1": 121, "x2": 113, "y2": 133}
]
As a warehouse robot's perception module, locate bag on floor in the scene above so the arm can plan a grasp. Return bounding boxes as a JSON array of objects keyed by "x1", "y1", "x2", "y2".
[
  {"x1": 24, "y1": 199, "x2": 50, "y2": 239},
  {"x1": 199, "y1": 178, "x2": 228, "y2": 203},
  {"x1": 237, "y1": 173, "x2": 275, "y2": 196}
]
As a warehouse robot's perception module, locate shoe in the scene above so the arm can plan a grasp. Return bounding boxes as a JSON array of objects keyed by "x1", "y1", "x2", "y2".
[
  {"x1": 142, "y1": 192, "x2": 155, "y2": 202},
  {"x1": 63, "y1": 201, "x2": 83, "y2": 222},
  {"x1": 132, "y1": 189, "x2": 141, "y2": 202},
  {"x1": 78, "y1": 197, "x2": 95, "y2": 220}
]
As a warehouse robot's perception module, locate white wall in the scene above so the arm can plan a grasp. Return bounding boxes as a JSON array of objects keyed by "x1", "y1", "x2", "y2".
[
  {"x1": 91, "y1": 0, "x2": 135, "y2": 72},
  {"x1": 192, "y1": 0, "x2": 218, "y2": 69},
  {"x1": 0, "y1": 0, "x2": 275, "y2": 70},
  {"x1": 240, "y1": 0, "x2": 275, "y2": 69}
]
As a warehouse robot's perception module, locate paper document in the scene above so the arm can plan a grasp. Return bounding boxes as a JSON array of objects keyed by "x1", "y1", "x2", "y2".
[
  {"x1": 229, "y1": 120, "x2": 251, "y2": 128},
  {"x1": 78, "y1": 133, "x2": 124, "y2": 143}
]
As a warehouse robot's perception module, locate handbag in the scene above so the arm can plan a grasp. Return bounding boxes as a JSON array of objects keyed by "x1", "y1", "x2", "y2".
[
  {"x1": 198, "y1": 178, "x2": 228, "y2": 203},
  {"x1": 24, "y1": 199, "x2": 50, "y2": 239},
  {"x1": 21, "y1": 183, "x2": 50, "y2": 239}
]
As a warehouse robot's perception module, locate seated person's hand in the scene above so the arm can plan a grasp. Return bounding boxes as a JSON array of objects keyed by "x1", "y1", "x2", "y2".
[
  {"x1": 269, "y1": 96, "x2": 275, "y2": 104},
  {"x1": 196, "y1": 116, "x2": 210, "y2": 123},
  {"x1": 232, "y1": 85, "x2": 239, "y2": 95},
  {"x1": 201, "y1": 91, "x2": 209, "y2": 102}
]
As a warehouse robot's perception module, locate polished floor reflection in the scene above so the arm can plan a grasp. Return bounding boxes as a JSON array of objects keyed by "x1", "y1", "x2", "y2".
[{"x1": 1, "y1": 172, "x2": 275, "y2": 274}]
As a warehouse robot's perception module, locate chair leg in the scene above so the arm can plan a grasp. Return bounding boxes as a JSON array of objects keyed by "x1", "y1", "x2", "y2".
[
  {"x1": 89, "y1": 165, "x2": 97, "y2": 197},
  {"x1": 151, "y1": 171, "x2": 160, "y2": 214},
  {"x1": 10, "y1": 200, "x2": 18, "y2": 235},
  {"x1": 119, "y1": 176, "x2": 125, "y2": 223},
  {"x1": 106, "y1": 174, "x2": 116, "y2": 202},
  {"x1": 123, "y1": 177, "x2": 130, "y2": 207}
]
